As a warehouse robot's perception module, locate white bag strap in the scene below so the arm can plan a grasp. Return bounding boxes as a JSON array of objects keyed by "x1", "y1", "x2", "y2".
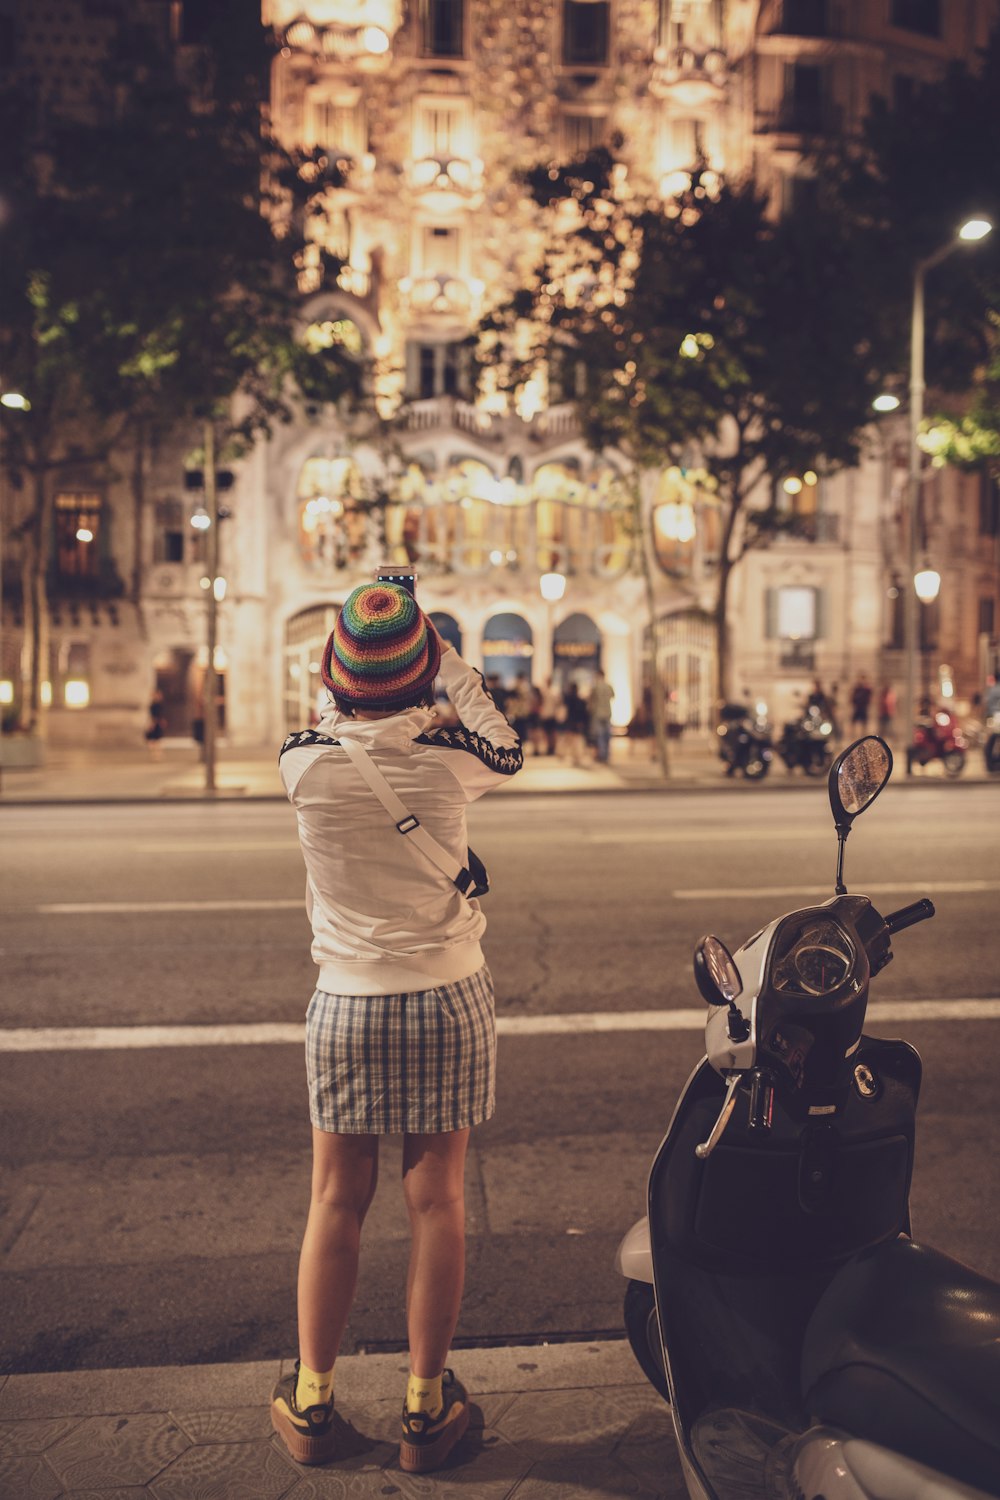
[{"x1": 337, "y1": 735, "x2": 481, "y2": 899}]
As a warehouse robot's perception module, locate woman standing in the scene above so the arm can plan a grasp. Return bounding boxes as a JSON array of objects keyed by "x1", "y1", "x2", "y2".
[{"x1": 271, "y1": 583, "x2": 522, "y2": 1472}]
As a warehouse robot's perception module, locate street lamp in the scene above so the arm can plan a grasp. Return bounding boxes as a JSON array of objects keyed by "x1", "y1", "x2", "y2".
[
  {"x1": 185, "y1": 436, "x2": 235, "y2": 793},
  {"x1": 0, "y1": 389, "x2": 29, "y2": 792},
  {"x1": 539, "y1": 571, "x2": 566, "y2": 685},
  {"x1": 903, "y1": 216, "x2": 992, "y2": 769}
]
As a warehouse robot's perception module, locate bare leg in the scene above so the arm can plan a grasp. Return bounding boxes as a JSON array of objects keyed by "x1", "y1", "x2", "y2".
[
  {"x1": 297, "y1": 1128, "x2": 379, "y2": 1373},
  {"x1": 402, "y1": 1129, "x2": 470, "y2": 1378}
]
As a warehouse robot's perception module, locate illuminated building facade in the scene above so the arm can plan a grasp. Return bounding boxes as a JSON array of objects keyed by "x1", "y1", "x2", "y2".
[{"x1": 3, "y1": 0, "x2": 998, "y2": 746}]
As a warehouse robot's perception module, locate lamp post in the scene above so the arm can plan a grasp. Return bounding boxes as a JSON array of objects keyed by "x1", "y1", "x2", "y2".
[
  {"x1": 539, "y1": 570, "x2": 566, "y2": 684},
  {"x1": 0, "y1": 391, "x2": 30, "y2": 794},
  {"x1": 187, "y1": 423, "x2": 234, "y2": 794},
  {"x1": 903, "y1": 217, "x2": 991, "y2": 770}
]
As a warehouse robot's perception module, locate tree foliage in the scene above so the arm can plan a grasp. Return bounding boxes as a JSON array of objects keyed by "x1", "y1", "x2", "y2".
[
  {"x1": 480, "y1": 148, "x2": 898, "y2": 704},
  {"x1": 819, "y1": 25, "x2": 1000, "y2": 442},
  {"x1": 0, "y1": 11, "x2": 361, "y2": 732}
]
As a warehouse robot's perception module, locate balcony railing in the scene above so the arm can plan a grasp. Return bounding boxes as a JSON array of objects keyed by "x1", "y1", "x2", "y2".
[
  {"x1": 763, "y1": 0, "x2": 844, "y2": 38},
  {"x1": 779, "y1": 640, "x2": 817, "y2": 670},
  {"x1": 755, "y1": 100, "x2": 843, "y2": 136},
  {"x1": 788, "y1": 512, "x2": 841, "y2": 543}
]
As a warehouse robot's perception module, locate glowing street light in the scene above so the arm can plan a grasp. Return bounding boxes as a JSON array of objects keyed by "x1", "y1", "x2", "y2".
[
  {"x1": 872, "y1": 392, "x2": 901, "y2": 413},
  {"x1": 914, "y1": 566, "x2": 941, "y2": 604},
  {"x1": 539, "y1": 571, "x2": 567, "y2": 603}
]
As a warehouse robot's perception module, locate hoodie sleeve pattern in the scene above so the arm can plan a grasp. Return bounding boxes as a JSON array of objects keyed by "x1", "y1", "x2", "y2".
[
  {"x1": 414, "y1": 723, "x2": 523, "y2": 775},
  {"x1": 279, "y1": 729, "x2": 340, "y2": 761}
]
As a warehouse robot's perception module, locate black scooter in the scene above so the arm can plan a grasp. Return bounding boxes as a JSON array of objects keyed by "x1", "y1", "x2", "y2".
[
  {"x1": 616, "y1": 735, "x2": 1000, "y2": 1499},
  {"x1": 717, "y1": 703, "x2": 773, "y2": 781},
  {"x1": 777, "y1": 703, "x2": 835, "y2": 776}
]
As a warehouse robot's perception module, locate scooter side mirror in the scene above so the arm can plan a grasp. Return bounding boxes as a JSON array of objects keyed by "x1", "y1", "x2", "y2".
[
  {"x1": 829, "y1": 735, "x2": 893, "y2": 832},
  {"x1": 694, "y1": 935, "x2": 743, "y2": 1007},
  {"x1": 829, "y1": 735, "x2": 893, "y2": 894}
]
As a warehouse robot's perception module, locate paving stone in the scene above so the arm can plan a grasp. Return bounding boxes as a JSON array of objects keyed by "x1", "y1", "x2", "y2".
[
  {"x1": 491, "y1": 1387, "x2": 639, "y2": 1460},
  {"x1": 509, "y1": 1452, "x2": 655, "y2": 1498},
  {"x1": 0, "y1": 1415, "x2": 85, "y2": 1454},
  {"x1": 150, "y1": 1439, "x2": 297, "y2": 1500},
  {"x1": 172, "y1": 1406, "x2": 273, "y2": 1444},
  {"x1": 0, "y1": 1450, "x2": 63, "y2": 1498},
  {"x1": 613, "y1": 1402, "x2": 687, "y2": 1497},
  {"x1": 59, "y1": 1489, "x2": 151, "y2": 1499},
  {"x1": 45, "y1": 1413, "x2": 190, "y2": 1488}
]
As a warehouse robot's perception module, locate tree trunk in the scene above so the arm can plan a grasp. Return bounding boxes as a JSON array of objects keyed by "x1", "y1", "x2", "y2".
[
  {"x1": 633, "y1": 472, "x2": 670, "y2": 778},
  {"x1": 19, "y1": 467, "x2": 52, "y2": 736},
  {"x1": 131, "y1": 419, "x2": 147, "y2": 612},
  {"x1": 712, "y1": 469, "x2": 745, "y2": 710}
]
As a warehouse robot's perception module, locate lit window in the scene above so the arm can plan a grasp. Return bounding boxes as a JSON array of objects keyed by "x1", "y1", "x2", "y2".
[
  {"x1": 414, "y1": 96, "x2": 472, "y2": 160},
  {"x1": 421, "y1": 225, "x2": 462, "y2": 277},
  {"x1": 54, "y1": 493, "x2": 101, "y2": 581},
  {"x1": 64, "y1": 680, "x2": 90, "y2": 708},
  {"x1": 305, "y1": 89, "x2": 366, "y2": 158},
  {"x1": 777, "y1": 586, "x2": 817, "y2": 640}
]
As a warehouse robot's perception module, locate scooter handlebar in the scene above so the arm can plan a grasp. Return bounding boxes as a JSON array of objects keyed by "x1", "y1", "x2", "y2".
[{"x1": 884, "y1": 898, "x2": 936, "y2": 935}]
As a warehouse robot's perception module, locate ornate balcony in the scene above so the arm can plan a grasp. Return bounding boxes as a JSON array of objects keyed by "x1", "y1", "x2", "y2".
[
  {"x1": 410, "y1": 155, "x2": 485, "y2": 214},
  {"x1": 649, "y1": 43, "x2": 728, "y2": 107},
  {"x1": 265, "y1": 0, "x2": 402, "y2": 67},
  {"x1": 398, "y1": 272, "x2": 485, "y2": 321}
]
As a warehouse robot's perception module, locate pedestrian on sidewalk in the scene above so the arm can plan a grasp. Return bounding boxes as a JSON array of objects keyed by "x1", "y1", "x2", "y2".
[
  {"x1": 849, "y1": 674, "x2": 873, "y2": 733},
  {"x1": 144, "y1": 689, "x2": 167, "y2": 761},
  {"x1": 587, "y1": 668, "x2": 615, "y2": 764},
  {"x1": 559, "y1": 679, "x2": 590, "y2": 765},
  {"x1": 272, "y1": 583, "x2": 522, "y2": 1473}
]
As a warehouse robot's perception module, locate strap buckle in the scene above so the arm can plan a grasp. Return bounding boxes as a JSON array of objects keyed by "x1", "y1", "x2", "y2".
[{"x1": 396, "y1": 815, "x2": 420, "y2": 835}]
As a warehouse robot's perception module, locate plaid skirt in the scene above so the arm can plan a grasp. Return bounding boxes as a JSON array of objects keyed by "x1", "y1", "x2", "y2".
[{"x1": 305, "y1": 964, "x2": 496, "y2": 1135}]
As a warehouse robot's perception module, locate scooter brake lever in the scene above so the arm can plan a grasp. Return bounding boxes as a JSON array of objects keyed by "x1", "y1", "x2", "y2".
[{"x1": 695, "y1": 1072, "x2": 743, "y2": 1160}]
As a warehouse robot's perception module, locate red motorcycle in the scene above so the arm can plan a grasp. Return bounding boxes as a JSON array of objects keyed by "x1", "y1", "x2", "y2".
[{"x1": 906, "y1": 706, "x2": 966, "y2": 777}]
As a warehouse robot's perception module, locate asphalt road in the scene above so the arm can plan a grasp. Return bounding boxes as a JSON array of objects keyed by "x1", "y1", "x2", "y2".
[{"x1": 1, "y1": 782, "x2": 998, "y2": 1373}]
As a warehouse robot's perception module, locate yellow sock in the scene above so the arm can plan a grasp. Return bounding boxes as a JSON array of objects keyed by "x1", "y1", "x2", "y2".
[
  {"x1": 406, "y1": 1371, "x2": 443, "y2": 1418},
  {"x1": 296, "y1": 1361, "x2": 335, "y2": 1409}
]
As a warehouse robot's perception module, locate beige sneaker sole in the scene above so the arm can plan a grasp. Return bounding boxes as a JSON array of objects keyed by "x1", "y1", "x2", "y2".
[
  {"x1": 399, "y1": 1401, "x2": 470, "y2": 1473},
  {"x1": 271, "y1": 1401, "x2": 336, "y2": 1466}
]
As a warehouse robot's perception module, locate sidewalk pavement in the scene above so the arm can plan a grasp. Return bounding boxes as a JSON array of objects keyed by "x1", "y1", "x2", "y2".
[
  {"x1": 0, "y1": 1341, "x2": 686, "y2": 1499},
  {"x1": 1, "y1": 732, "x2": 989, "y2": 804}
]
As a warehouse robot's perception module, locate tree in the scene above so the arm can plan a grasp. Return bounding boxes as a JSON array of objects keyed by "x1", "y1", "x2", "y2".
[
  {"x1": 479, "y1": 149, "x2": 897, "y2": 749},
  {"x1": 0, "y1": 12, "x2": 361, "y2": 744},
  {"x1": 818, "y1": 26, "x2": 1000, "y2": 460}
]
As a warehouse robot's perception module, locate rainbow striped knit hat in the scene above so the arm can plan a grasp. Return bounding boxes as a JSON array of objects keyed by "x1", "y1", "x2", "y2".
[{"x1": 321, "y1": 583, "x2": 441, "y2": 710}]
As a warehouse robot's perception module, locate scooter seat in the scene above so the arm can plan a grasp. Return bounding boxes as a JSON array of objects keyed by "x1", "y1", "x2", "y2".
[{"x1": 801, "y1": 1237, "x2": 1000, "y2": 1495}]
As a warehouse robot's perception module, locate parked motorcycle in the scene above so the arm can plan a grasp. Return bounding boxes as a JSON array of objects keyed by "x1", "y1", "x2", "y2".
[
  {"x1": 777, "y1": 703, "x2": 835, "y2": 776},
  {"x1": 907, "y1": 707, "x2": 966, "y2": 777},
  {"x1": 984, "y1": 712, "x2": 1000, "y2": 775},
  {"x1": 616, "y1": 734, "x2": 1000, "y2": 1499},
  {"x1": 716, "y1": 703, "x2": 773, "y2": 781}
]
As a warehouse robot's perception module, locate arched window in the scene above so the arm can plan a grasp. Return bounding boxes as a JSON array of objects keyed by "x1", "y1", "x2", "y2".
[
  {"x1": 482, "y1": 612, "x2": 534, "y2": 689},
  {"x1": 553, "y1": 611, "x2": 602, "y2": 687},
  {"x1": 284, "y1": 603, "x2": 340, "y2": 731}
]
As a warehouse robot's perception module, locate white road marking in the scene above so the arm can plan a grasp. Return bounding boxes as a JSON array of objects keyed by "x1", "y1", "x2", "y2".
[
  {"x1": 38, "y1": 900, "x2": 304, "y2": 914},
  {"x1": 674, "y1": 881, "x2": 1000, "y2": 900},
  {"x1": 35, "y1": 878, "x2": 999, "y2": 915},
  {"x1": 1, "y1": 998, "x2": 997, "y2": 1053}
]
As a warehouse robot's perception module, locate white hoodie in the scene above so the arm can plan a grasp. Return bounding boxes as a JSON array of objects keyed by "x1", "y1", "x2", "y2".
[{"x1": 279, "y1": 650, "x2": 522, "y2": 996}]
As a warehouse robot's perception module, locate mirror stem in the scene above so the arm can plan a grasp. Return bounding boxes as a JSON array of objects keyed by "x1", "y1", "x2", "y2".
[{"x1": 835, "y1": 831, "x2": 848, "y2": 896}]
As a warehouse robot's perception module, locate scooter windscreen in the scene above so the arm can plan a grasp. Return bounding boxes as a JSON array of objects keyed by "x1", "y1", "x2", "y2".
[{"x1": 756, "y1": 908, "x2": 869, "y2": 1096}]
